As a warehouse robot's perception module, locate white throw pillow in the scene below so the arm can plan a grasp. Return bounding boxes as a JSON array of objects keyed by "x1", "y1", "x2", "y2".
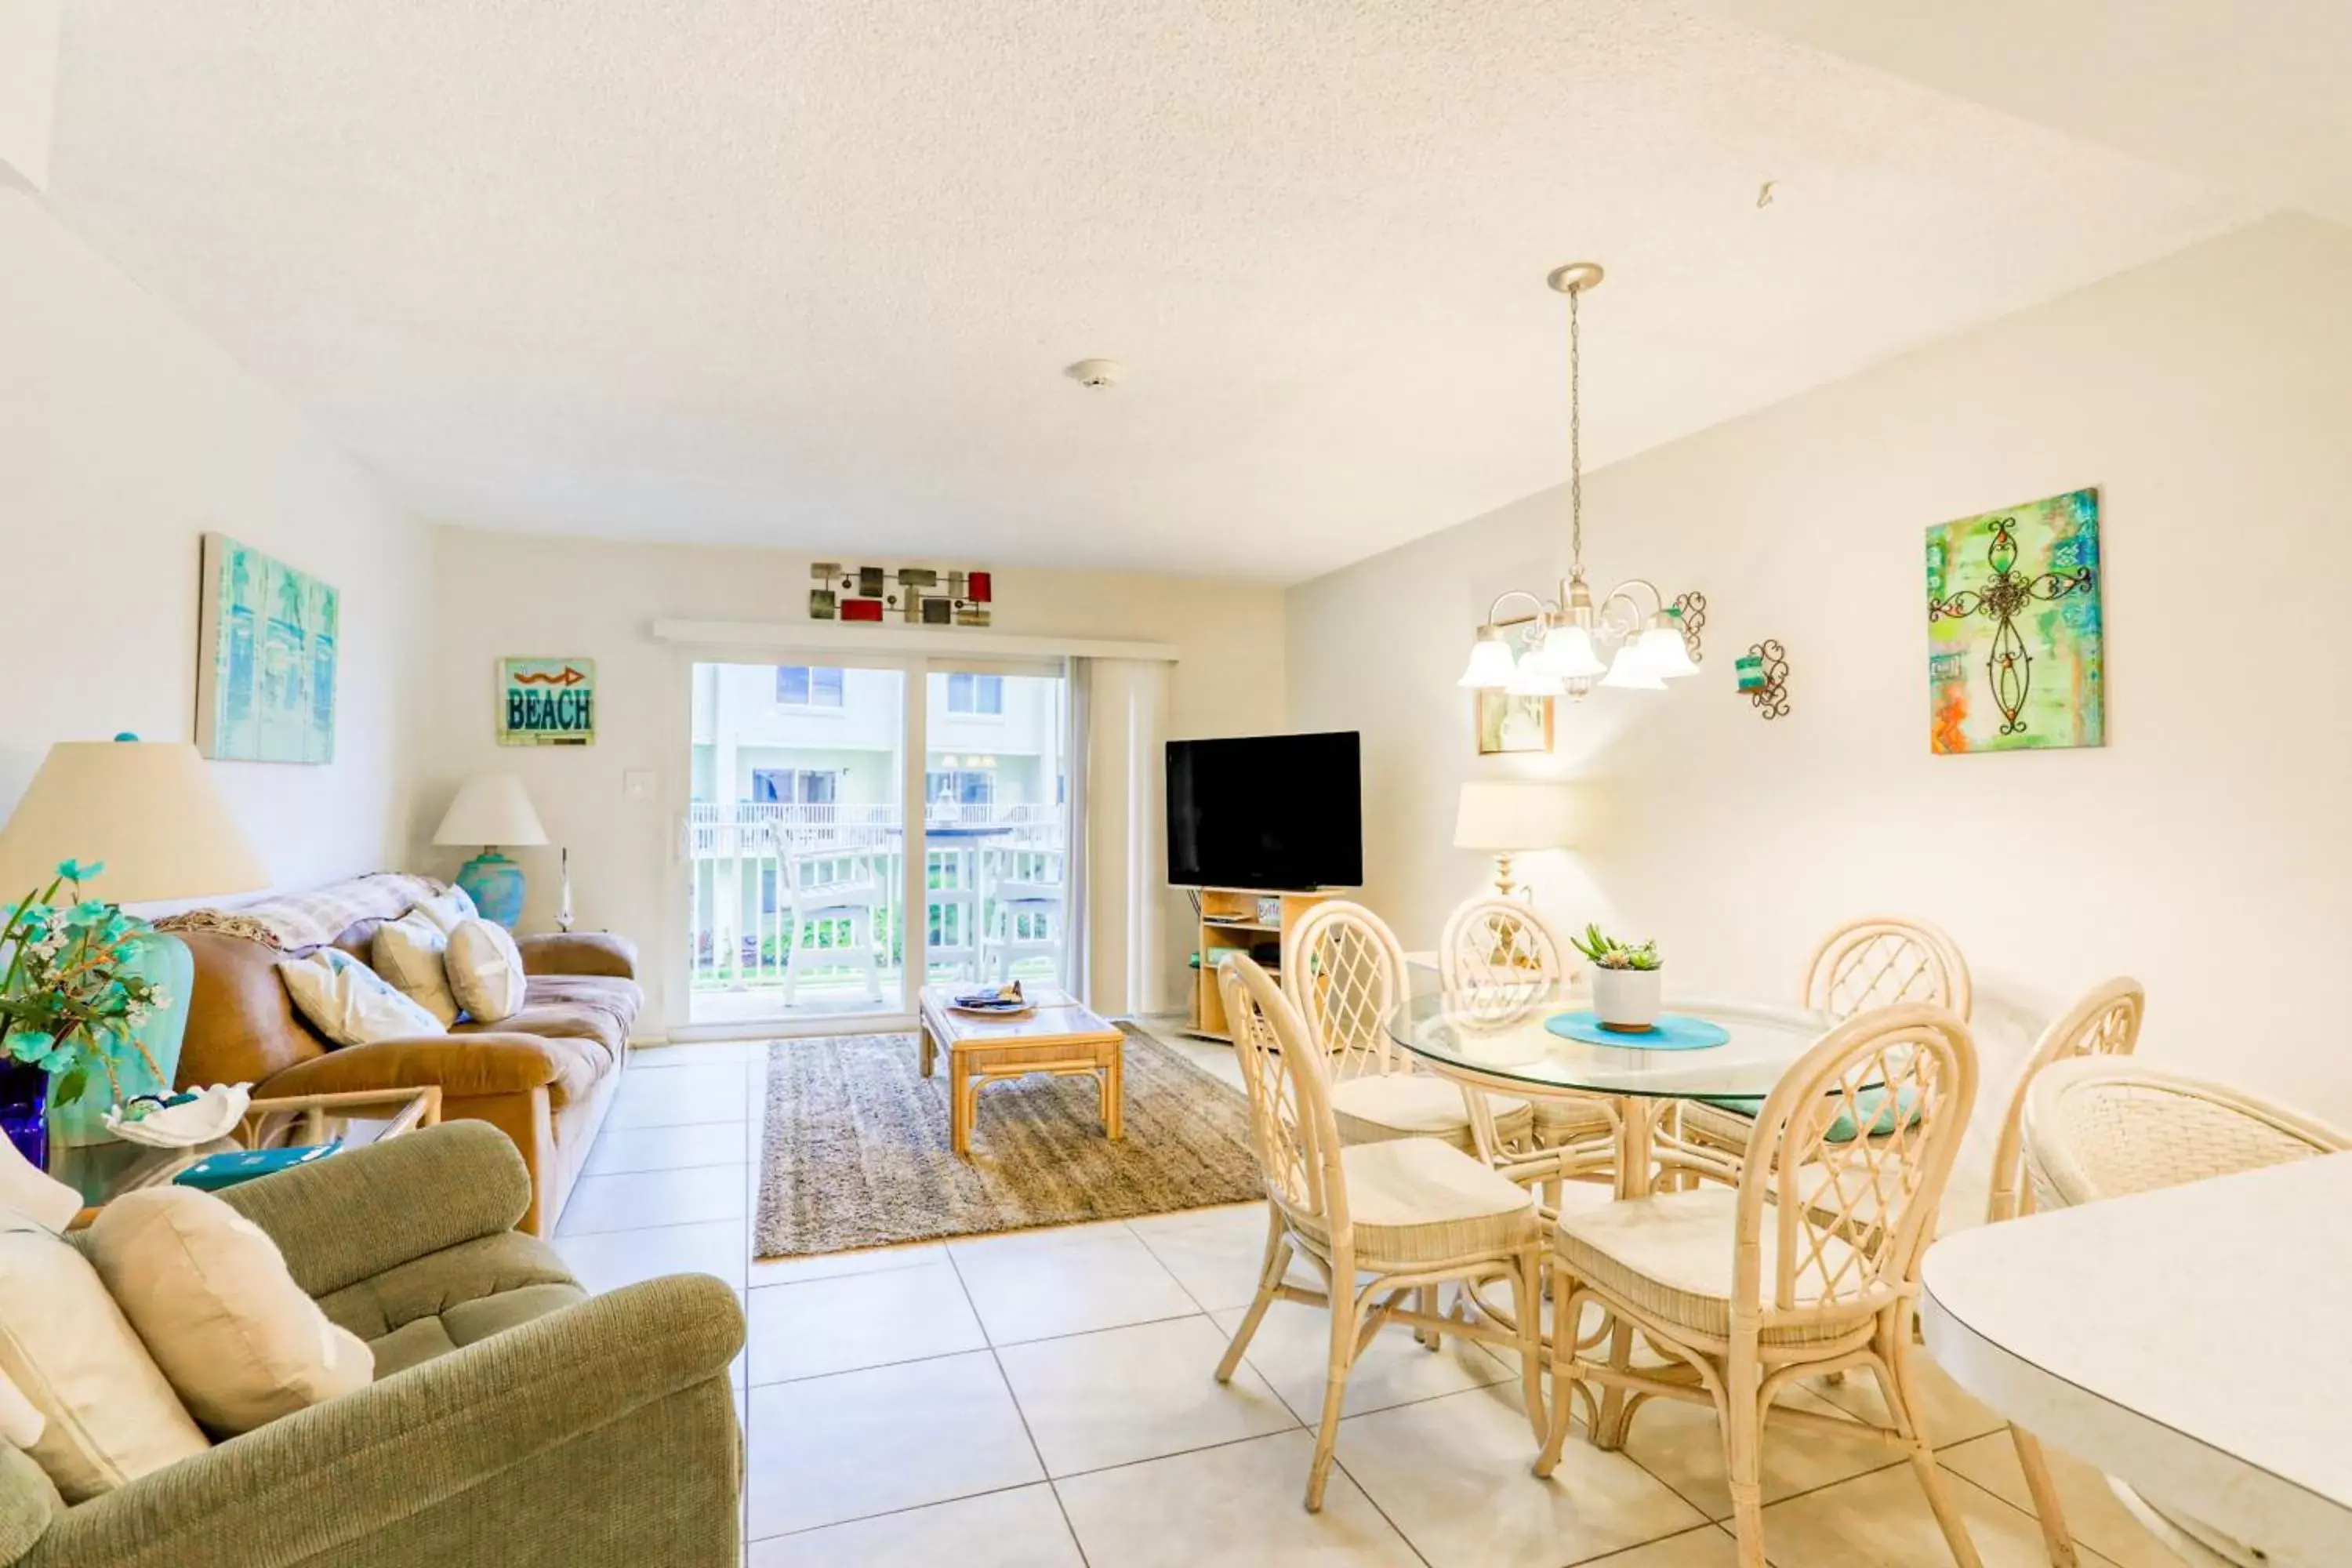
[
  {"x1": 409, "y1": 887, "x2": 477, "y2": 935},
  {"x1": 0, "y1": 1210, "x2": 209, "y2": 1501},
  {"x1": 371, "y1": 913, "x2": 461, "y2": 1026},
  {"x1": 445, "y1": 919, "x2": 528, "y2": 1025},
  {"x1": 0, "y1": 1128, "x2": 80, "y2": 1232},
  {"x1": 279, "y1": 949, "x2": 445, "y2": 1047},
  {"x1": 89, "y1": 1187, "x2": 373, "y2": 1436}
]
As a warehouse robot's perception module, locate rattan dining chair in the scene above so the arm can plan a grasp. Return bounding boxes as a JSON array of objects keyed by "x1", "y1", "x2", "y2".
[
  {"x1": 1977, "y1": 978, "x2": 2144, "y2": 1568},
  {"x1": 2021, "y1": 1057, "x2": 2350, "y2": 1568},
  {"x1": 1537, "y1": 1003, "x2": 1987, "y2": 1568},
  {"x1": 1214, "y1": 956, "x2": 1546, "y2": 1510},
  {"x1": 1678, "y1": 915, "x2": 1973, "y2": 1163},
  {"x1": 1439, "y1": 895, "x2": 1616, "y2": 1201},
  {"x1": 1287, "y1": 900, "x2": 1537, "y2": 1159}
]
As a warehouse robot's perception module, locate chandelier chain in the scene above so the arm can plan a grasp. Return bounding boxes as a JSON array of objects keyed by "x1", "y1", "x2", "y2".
[{"x1": 1568, "y1": 281, "x2": 1583, "y2": 575}]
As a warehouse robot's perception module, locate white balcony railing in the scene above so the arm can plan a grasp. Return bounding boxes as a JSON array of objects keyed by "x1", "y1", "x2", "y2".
[{"x1": 685, "y1": 800, "x2": 1066, "y2": 1010}]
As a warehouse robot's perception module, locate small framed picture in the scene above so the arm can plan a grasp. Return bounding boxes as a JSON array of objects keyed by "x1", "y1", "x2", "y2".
[{"x1": 1475, "y1": 690, "x2": 1554, "y2": 755}]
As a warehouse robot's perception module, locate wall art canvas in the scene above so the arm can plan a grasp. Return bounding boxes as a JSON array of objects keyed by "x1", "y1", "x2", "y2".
[
  {"x1": 810, "y1": 561, "x2": 993, "y2": 626},
  {"x1": 1926, "y1": 487, "x2": 2103, "y2": 755},
  {"x1": 1474, "y1": 690, "x2": 1553, "y2": 756},
  {"x1": 195, "y1": 533, "x2": 338, "y2": 764},
  {"x1": 499, "y1": 659, "x2": 597, "y2": 746}
]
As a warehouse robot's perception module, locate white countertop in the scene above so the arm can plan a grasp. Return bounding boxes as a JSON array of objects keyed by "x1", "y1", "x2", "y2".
[{"x1": 1922, "y1": 1151, "x2": 2352, "y2": 1566}]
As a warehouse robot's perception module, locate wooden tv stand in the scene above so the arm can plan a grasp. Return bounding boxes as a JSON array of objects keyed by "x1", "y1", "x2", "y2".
[{"x1": 1185, "y1": 887, "x2": 1342, "y2": 1041}]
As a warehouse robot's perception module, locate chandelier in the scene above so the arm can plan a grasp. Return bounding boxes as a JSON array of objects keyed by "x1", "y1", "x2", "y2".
[{"x1": 1457, "y1": 263, "x2": 1699, "y2": 699}]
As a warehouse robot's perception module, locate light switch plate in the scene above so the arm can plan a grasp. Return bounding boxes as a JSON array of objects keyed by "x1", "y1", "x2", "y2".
[{"x1": 623, "y1": 770, "x2": 657, "y2": 802}]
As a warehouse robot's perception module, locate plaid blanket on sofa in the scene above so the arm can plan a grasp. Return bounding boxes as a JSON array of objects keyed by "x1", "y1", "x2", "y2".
[{"x1": 156, "y1": 873, "x2": 454, "y2": 951}]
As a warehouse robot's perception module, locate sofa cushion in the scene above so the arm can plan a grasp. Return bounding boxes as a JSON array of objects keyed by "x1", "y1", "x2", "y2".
[
  {"x1": 280, "y1": 949, "x2": 447, "y2": 1047},
  {"x1": 86, "y1": 1187, "x2": 374, "y2": 1435},
  {"x1": 315, "y1": 1230, "x2": 586, "y2": 1378},
  {"x1": 0, "y1": 1212, "x2": 209, "y2": 1502},
  {"x1": 455, "y1": 975, "x2": 641, "y2": 1065},
  {"x1": 447, "y1": 920, "x2": 528, "y2": 1025}
]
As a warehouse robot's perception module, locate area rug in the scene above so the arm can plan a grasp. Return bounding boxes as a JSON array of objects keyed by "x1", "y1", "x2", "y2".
[{"x1": 753, "y1": 1024, "x2": 1264, "y2": 1257}]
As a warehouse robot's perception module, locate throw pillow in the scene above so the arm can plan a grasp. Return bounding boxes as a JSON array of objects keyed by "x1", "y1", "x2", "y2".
[
  {"x1": 371, "y1": 912, "x2": 461, "y2": 1026},
  {"x1": 0, "y1": 1128, "x2": 80, "y2": 1232},
  {"x1": 279, "y1": 948, "x2": 445, "y2": 1047},
  {"x1": 88, "y1": 1187, "x2": 373, "y2": 1436},
  {"x1": 445, "y1": 919, "x2": 528, "y2": 1024},
  {"x1": 0, "y1": 1210, "x2": 209, "y2": 1501},
  {"x1": 410, "y1": 886, "x2": 478, "y2": 935}
]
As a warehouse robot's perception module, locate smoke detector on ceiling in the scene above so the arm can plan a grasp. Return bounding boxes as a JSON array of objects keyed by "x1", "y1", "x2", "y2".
[{"x1": 1064, "y1": 358, "x2": 1123, "y2": 389}]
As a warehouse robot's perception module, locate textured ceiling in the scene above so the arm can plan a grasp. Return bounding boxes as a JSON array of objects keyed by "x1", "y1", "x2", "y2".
[
  {"x1": 46, "y1": 2, "x2": 2252, "y2": 580},
  {"x1": 1698, "y1": 0, "x2": 2352, "y2": 226}
]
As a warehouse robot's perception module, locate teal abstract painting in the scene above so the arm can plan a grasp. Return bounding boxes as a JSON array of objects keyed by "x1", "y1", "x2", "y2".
[
  {"x1": 196, "y1": 534, "x2": 339, "y2": 764},
  {"x1": 1925, "y1": 488, "x2": 2103, "y2": 754}
]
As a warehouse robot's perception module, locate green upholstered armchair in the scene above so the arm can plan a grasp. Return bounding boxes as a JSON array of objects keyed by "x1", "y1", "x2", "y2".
[{"x1": 1, "y1": 1123, "x2": 742, "y2": 1567}]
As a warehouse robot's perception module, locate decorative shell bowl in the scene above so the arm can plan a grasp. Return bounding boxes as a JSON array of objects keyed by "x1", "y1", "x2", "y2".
[{"x1": 104, "y1": 1083, "x2": 252, "y2": 1148}]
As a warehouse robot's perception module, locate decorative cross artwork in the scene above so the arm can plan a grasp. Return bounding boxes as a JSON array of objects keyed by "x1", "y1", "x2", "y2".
[
  {"x1": 1925, "y1": 488, "x2": 2103, "y2": 754},
  {"x1": 810, "y1": 563, "x2": 993, "y2": 627}
]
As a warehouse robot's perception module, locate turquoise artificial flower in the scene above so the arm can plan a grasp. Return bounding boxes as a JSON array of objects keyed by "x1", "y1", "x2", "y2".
[
  {"x1": 65, "y1": 901, "x2": 110, "y2": 929},
  {"x1": 53, "y1": 859, "x2": 103, "y2": 884},
  {"x1": 3, "y1": 1029, "x2": 58, "y2": 1069}
]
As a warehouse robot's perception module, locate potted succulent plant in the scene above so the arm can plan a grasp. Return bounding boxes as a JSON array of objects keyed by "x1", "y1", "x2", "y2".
[{"x1": 1570, "y1": 924, "x2": 1664, "y2": 1032}]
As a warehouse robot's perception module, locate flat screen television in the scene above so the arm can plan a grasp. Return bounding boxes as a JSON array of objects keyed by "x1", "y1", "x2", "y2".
[{"x1": 1167, "y1": 731, "x2": 1362, "y2": 890}]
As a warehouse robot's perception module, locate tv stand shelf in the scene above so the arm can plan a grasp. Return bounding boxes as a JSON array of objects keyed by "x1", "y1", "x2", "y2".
[{"x1": 1185, "y1": 887, "x2": 1340, "y2": 1042}]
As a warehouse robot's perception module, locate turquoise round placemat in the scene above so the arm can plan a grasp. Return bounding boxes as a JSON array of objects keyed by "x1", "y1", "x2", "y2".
[{"x1": 1544, "y1": 1011, "x2": 1731, "y2": 1051}]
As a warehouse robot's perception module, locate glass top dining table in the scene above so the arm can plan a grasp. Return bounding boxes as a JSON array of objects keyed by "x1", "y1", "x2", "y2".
[{"x1": 1385, "y1": 983, "x2": 1833, "y2": 1102}]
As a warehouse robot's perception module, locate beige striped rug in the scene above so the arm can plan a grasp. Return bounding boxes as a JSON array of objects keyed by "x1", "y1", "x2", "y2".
[{"x1": 753, "y1": 1025, "x2": 1264, "y2": 1257}]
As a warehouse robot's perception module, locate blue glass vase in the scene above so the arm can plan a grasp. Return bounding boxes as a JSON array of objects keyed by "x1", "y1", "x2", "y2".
[{"x1": 0, "y1": 1058, "x2": 45, "y2": 1172}]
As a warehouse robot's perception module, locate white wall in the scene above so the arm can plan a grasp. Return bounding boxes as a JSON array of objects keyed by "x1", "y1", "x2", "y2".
[
  {"x1": 1288, "y1": 214, "x2": 2352, "y2": 1205},
  {"x1": 0, "y1": 190, "x2": 430, "y2": 892},
  {"x1": 419, "y1": 529, "x2": 1287, "y2": 1030}
]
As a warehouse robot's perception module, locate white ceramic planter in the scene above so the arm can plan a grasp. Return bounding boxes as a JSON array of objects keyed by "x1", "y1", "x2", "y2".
[{"x1": 1590, "y1": 967, "x2": 1664, "y2": 1032}]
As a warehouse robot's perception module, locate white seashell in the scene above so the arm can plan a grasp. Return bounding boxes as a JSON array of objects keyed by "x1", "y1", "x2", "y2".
[{"x1": 103, "y1": 1083, "x2": 253, "y2": 1148}]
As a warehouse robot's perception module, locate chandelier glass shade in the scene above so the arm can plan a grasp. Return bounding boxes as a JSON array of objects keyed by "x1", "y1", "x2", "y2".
[{"x1": 1456, "y1": 262, "x2": 1697, "y2": 699}]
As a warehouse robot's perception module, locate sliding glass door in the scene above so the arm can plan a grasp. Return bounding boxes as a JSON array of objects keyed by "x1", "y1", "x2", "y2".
[
  {"x1": 683, "y1": 653, "x2": 1070, "y2": 1031},
  {"x1": 922, "y1": 664, "x2": 1071, "y2": 996}
]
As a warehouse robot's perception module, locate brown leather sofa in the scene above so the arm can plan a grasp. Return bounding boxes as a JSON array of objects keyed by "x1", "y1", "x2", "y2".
[{"x1": 175, "y1": 918, "x2": 639, "y2": 1236}]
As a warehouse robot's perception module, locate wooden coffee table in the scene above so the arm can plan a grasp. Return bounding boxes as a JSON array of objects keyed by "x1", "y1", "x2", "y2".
[{"x1": 917, "y1": 985, "x2": 1125, "y2": 1157}]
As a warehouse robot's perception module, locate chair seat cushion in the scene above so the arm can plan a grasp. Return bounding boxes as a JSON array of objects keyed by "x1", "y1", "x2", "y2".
[
  {"x1": 1555, "y1": 1187, "x2": 1866, "y2": 1346},
  {"x1": 1685, "y1": 1089, "x2": 1922, "y2": 1149},
  {"x1": 1288, "y1": 1137, "x2": 1537, "y2": 1269},
  {"x1": 1530, "y1": 1096, "x2": 1614, "y2": 1144},
  {"x1": 1679, "y1": 1098, "x2": 1760, "y2": 1153},
  {"x1": 1330, "y1": 1073, "x2": 1534, "y2": 1155}
]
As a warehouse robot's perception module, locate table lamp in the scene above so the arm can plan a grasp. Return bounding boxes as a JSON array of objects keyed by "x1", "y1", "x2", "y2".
[
  {"x1": 1453, "y1": 781, "x2": 1576, "y2": 898},
  {"x1": 434, "y1": 774, "x2": 547, "y2": 929},
  {"x1": 0, "y1": 736, "x2": 274, "y2": 1155}
]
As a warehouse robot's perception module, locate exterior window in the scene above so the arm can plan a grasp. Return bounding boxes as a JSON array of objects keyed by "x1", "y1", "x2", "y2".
[
  {"x1": 925, "y1": 769, "x2": 996, "y2": 806},
  {"x1": 776, "y1": 665, "x2": 845, "y2": 706},
  {"x1": 945, "y1": 673, "x2": 1004, "y2": 715},
  {"x1": 760, "y1": 866, "x2": 779, "y2": 914},
  {"x1": 752, "y1": 768, "x2": 839, "y2": 804}
]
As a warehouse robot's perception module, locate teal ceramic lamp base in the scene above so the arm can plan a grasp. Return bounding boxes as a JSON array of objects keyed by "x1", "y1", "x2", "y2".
[{"x1": 456, "y1": 851, "x2": 527, "y2": 929}]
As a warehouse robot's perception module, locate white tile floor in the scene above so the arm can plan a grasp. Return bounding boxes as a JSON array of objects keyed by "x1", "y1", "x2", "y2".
[{"x1": 555, "y1": 1034, "x2": 2161, "y2": 1567}]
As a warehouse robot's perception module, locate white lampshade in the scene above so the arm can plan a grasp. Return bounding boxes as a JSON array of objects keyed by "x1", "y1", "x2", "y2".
[
  {"x1": 1454, "y1": 781, "x2": 1577, "y2": 851},
  {"x1": 0, "y1": 739, "x2": 271, "y2": 903},
  {"x1": 1532, "y1": 624, "x2": 1606, "y2": 680},
  {"x1": 1599, "y1": 639, "x2": 1666, "y2": 691},
  {"x1": 1638, "y1": 623, "x2": 1700, "y2": 679},
  {"x1": 432, "y1": 775, "x2": 549, "y2": 848},
  {"x1": 1457, "y1": 633, "x2": 1517, "y2": 690}
]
